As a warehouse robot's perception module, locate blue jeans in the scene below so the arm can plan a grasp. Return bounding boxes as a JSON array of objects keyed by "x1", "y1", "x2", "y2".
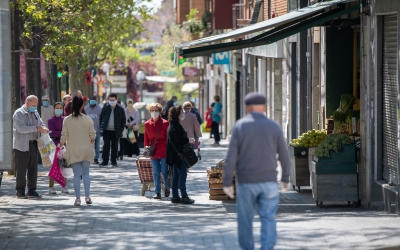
[
  {"x1": 151, "y1": 158, "x2": 169, "y2": 194},
  {"x1": 236, "y1": 182, "x2": 279, "y2": 250},
  {"x1": 94, "y1": 133, "x2": 101, "y2": 160},
  {"x1": 172, "y1": 164, "x2": 188, "y2": 198},
  {"x1": 71, "y1": 161, "x2": 91, "y2": 199}
]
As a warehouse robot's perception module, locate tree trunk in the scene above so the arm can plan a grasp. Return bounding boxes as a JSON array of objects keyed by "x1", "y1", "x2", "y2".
[
  {"x1": 45, "y1": 61, "x2": 54, "y2": 103},
  {"x1": 68, "y1": 62, "x2": 80, "y2": 93},
  {"x1": 24, "y1": 49, "x2": 37, "y2": 96}
]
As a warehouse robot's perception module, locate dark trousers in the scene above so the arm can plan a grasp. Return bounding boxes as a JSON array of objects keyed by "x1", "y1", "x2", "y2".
[
  {"x1": 102, "y1": 130, "x2": 118, "y2": 164},
  {"x1": 172, "y1": 164, "x2": 188, "y2": 198},
  {"x1": 15, "y1": 141, "x2": 38, "y2": 194},
  {"x1": 211, "y1": 121, "x2": 220, "y2": 142},
  {"x1": 118, "y1": 137, "x2": 125, "y2": 157}
]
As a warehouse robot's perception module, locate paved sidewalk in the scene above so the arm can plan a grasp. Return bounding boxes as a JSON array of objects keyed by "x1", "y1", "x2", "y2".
[{"x1": 0, "y1": 136, "x2": 399, "y2": 249}]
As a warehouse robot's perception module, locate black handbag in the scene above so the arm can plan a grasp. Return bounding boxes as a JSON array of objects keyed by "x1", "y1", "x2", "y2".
[{"x1": 169, "y1": 138, "x2": 198, "y2": 168}]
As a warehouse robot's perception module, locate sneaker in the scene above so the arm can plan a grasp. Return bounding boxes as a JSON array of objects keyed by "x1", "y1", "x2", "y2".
[
  {"x1": 74, "y1": 198, "x2": 81, "y2": 206},
  {"x1": 48, "y1": 187, "x2": 57, "y2": 194},
  {"x1": 27, "y1": 191, "x2": 42, "y2": 199},
  {"x1": 119, "y1": 156, "x2": 123, "y2": 160},
  {"x1": 111, "y1": 163, "x2": 118, "y2": 167},
  {"x1": 16, "y1": 193, "x2": 28, "y2": 199},
  {"x1": 85, "y1": 197, "x2": 93, "y2": 204},
  {"x1": 61, "y1": 187, "x2": 69, "y2": 194},
  {"x1": 212, "y1": 142, "x2": 220, "y2": 147},
  {"x1": 171, "y1": 196, "x2": 181, "y2": 203},
  {"x1": 99, "y1": 162, "x2": 108, "y2": 167},
  {"x1": 93, "y1": 159, "x2": 99, "y2": 164},
  {"x1": 181, "y1": 196, "x2": 195, "y2": 204},
  {"x1": 153, "y1": 193, "x2": 161, "y2": 199}
]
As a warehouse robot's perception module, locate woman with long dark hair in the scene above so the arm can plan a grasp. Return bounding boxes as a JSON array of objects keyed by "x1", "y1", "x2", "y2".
[
  {"x1": 60, "y1": 96, "x2": 96, "y2": 206},
  {"x1": 166, "y1": 105, "x2": 194, "y2": 204}
]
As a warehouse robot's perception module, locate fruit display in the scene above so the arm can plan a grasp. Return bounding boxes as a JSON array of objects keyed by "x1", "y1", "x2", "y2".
[
  {"x1": 314, "y1": 133, "x2": 353, "y2": 158},
  {"x1": 290, "y1": 129, "x2": 327, "y2": 148}
]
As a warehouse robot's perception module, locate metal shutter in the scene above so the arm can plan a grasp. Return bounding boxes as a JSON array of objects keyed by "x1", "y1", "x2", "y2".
[{"x1": 382, "y1": 15, "x2": 398, "y2": 185}]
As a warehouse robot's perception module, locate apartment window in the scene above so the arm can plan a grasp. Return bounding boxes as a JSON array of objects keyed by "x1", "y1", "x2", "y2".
[{"x1": 288, "y1": 0, "x2": 299, "y2": 12}]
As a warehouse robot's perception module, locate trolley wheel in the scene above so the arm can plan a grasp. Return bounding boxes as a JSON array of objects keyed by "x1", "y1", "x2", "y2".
[
  {"x1": 293, "y1": 185, "x2": 295, "y2": 191},
  {"x1": 297, "y1": 186, "x2": 301, "y2": 193},
  {"x1": 319, "y1": 201, "x2": 323, "y2": 208}
]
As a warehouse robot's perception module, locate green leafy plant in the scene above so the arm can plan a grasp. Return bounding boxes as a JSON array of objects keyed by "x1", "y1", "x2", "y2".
[{"x1": 314, "y1": 134, "x2": 353, "y2": 158}]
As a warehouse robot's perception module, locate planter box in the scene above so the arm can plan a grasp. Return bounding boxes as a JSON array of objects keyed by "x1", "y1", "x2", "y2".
[
  {"x1": 311, "y1": 160, "x2": 358, "y2": 205},
  {"x1": 313, "y1": 144, "x2": 356, "y2": 163},
  {"x1": 311, "y1": 161, "x2": 358, "y2": 174},
  {"x1": 289, "y1": 146, "x2": 309, "y2": 158},
  {"x1": 290, "y1": 156, "x2": 309, "y2": 190}
]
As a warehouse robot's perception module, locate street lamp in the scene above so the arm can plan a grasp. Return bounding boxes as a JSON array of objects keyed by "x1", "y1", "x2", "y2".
[{"x1": 136, "y1": 70, "x2": 145, "y2": 102}]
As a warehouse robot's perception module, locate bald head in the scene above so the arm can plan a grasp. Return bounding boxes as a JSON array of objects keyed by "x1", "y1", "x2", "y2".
[{"x1": 25, "y1": 95, "x2": 38, "y2": 109}]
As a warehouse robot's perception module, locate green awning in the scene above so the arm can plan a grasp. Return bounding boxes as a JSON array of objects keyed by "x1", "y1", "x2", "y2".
[{"x1": 174, "y1": 0, "x2": 359, "y2": 61}]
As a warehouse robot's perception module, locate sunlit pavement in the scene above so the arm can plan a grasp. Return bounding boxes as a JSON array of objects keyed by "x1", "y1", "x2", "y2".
[{"x1": 1, "y1": 134, "x2": 400, "y2": 249}]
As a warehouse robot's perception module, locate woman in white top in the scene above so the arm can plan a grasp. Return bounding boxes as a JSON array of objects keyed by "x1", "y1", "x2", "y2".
[
  {"x1": 123, "y1": 98, "x2": 140, "y2": 157},
  {"x1": 59, "y1": 96, "x2": 96, "y2": 206}
]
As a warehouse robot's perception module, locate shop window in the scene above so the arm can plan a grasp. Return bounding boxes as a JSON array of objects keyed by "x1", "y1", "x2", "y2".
[{"x1": 288, "y1": 0, "x2": 298, "y2": 12}]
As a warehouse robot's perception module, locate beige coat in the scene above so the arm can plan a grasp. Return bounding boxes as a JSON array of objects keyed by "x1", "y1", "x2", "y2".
[
  {"x1": 180, "y1": 111, "x2": 202, "y2": 140},
  {"x1": 60, "y1": 114, "x2": 96, "y2": 166}
]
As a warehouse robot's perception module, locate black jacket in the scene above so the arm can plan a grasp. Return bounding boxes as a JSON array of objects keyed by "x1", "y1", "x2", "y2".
[
  {"x1": 166, "y1": 121, "x2": 189, "y2": 167},
  {"x1": 99, "y1": 104, "x2": 126, "y2": 138}
]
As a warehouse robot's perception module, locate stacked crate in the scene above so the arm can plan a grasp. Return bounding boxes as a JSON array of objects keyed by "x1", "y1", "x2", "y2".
[{"x1": 207, "y1": 160, "x2": 236, "y2": 200}]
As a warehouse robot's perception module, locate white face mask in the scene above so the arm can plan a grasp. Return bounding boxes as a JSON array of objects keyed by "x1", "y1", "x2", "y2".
[
  {"x1": 179, "y1": 113, "x2": 186, "y2": 121},
  {"x1": 109, "y1": 100, "x2": 117, "y2": 106},
  {"x1": 151, "y1": 111, "x2": 159, "y2": 119}
]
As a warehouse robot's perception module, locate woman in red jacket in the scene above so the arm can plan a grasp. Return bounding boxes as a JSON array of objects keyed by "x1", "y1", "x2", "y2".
[{"x1": 144, "y1": 103, "x2": 170, "y2": 199}]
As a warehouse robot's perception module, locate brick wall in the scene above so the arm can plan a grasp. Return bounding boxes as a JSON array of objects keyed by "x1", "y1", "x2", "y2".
[
  {"x1": 190, "y1": 0, "x2": 205, "y2": 21},
  {"x1": 176, "y1": 0, "x2": 190, "y2": 24},
  {"x1": 264, "y1": 0, "x2": 287, "y2": 20}
]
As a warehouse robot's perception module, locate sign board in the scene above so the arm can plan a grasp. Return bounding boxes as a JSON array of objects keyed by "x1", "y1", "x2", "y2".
[
  {"x1": 182, "y1": 67, "x2": 198, "y2": 77},
  {"x1": 103, "y1": 81, "x2": 111, "y2": 88},
  {"x1": 160, "y1": 70, "x2": 176, "y2": 77},
  {"x1": 213, "y1": 52, "x2": 230, "y2": 65}
]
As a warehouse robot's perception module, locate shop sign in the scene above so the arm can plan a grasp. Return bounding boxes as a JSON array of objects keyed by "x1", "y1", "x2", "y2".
[
  {"x1": 103, "y1": 81, "x2": 111, "y2": 88},
  {"x1": 182, "y1": 67, "x2": 198, "y2": 77},
  {"x1": 213, "y1": 52, "x2": 230, "y2": 65}
]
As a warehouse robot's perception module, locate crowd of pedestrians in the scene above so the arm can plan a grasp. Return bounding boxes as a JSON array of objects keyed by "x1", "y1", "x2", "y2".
[{"x1": 12, "y1": 90, "x2": 291, "y2": 249}]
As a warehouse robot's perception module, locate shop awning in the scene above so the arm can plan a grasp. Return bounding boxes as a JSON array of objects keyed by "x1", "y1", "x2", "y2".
[
  {"x1": 174, "y1": 0, "x2": 358, "y2": 60},
  {"x1": 181, "y1": 83, "x2": 199, "y2": 93}
]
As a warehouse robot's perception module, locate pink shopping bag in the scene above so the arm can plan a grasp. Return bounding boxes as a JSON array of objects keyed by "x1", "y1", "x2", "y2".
[{"x1": 48, "y1": 147, "x2": 66, "y2": 188}]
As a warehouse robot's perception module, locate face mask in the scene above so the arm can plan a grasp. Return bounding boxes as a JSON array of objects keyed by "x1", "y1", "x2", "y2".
[
  {"x1": 173, "y1": 102, "x2": 177, "y2": 106},
  {"x1": 43, "y1": 101, "x2": 49, "y2": 107},
  {"x1": 29, "y1": 106, "x2": 37, "y2": 113},
  {"x1": 109, "y1": 100, "x2": 117, "y2": 106},
  {"x1": 151, "y1": 111, "x2": 159, "y2": 119},
  {"x1": 179, "y1": 113, "x2": 186, "y2": 121},
  {"x1": 89, "y1": 100, "x2": 97, "y2": 105},
  {"x1": 55, "y1": 109, "x2": 63, "y2": 116}
]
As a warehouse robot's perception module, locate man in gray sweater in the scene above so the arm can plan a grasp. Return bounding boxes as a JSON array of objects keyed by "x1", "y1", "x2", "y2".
[
  {"x1": 84, "y1": 96, "x2": 102, "y2": 164},
  {"x1": 223, "y1": 92, "x2": 291, "y2": 250}
]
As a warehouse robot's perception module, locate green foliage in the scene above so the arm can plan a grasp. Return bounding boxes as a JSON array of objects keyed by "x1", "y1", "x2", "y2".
[
  {"x1": 185, "y1": 8, "x2": 205, "y2": 36},
  {"x1": 17, "y1": 0, "x2": 153, "y2": 68},
  {"x1": 314, "y1": 134, "x2": 353, "y2": 158}
]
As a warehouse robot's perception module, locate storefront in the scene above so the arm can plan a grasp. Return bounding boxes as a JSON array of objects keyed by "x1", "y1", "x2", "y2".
[{"x1": 361, "y1": 0, "x2": 400, "y2": 213}]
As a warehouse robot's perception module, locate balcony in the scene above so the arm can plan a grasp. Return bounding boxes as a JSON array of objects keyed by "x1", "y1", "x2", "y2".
[{"x1": 232, "y1": 3, "x2": 250, "y2": 30}]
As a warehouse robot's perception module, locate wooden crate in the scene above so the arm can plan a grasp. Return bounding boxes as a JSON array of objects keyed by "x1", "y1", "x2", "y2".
[{"x1": 208, "y1": 183, "x2": 236, "y2": 200}]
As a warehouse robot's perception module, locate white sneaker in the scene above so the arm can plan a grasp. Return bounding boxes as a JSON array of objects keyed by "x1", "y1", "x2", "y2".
[
  {"x1": 48, "y1": 187, "x2": 56, "y2": 194},
  {"x1": 61, "y1": 187, "x2": 69, "y2": 194}
]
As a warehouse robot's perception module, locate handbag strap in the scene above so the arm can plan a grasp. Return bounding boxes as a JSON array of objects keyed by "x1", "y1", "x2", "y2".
[{"x1": 153, "y1": 119, "x2": 163, "y2": 146}]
